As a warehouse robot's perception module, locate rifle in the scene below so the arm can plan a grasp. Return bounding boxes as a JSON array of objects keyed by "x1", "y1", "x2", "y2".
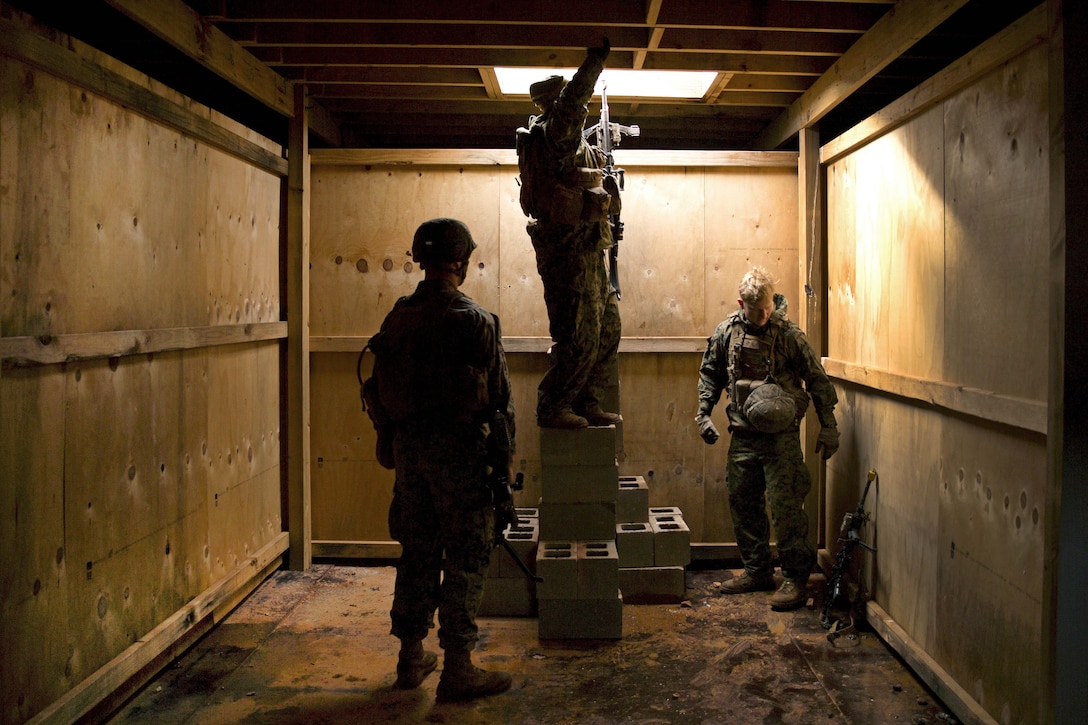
[
  {"x1": 821, "y1": 469, "x2": 877, "y2": 643},
  {"x1": 583, "y1": 82, "x2": 639, "y2": 299},
  {"x1": 488, "y1": 470, "x2": 543, "y2": 582}
]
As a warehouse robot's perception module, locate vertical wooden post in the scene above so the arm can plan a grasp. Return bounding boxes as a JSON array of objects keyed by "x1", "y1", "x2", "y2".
[
  {"x1": 285, "y1": 83, "x2": 312, "y2": 571},
  {"x1": 1047, "y1": 1, "x2": 1088, "y2": 722},
  {"x1": 798, "y1": 126, "x2": 825, "y2": 555}
]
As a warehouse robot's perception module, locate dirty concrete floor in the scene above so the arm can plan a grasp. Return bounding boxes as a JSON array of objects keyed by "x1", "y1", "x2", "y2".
[{"x1": 108, "y1": 565, "x2": 955, "y2": 725}]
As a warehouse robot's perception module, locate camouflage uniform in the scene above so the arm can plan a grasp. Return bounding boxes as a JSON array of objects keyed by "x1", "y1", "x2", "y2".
[
  {"x1": 697, "y1": 302, "x2": 838, "y2": 583},
  {"x1": 517, "y1": 49, "x2": 621, "y2": 422},
  {"x1": 373, "y1": 278, "x2": 514, "y2": 652}
]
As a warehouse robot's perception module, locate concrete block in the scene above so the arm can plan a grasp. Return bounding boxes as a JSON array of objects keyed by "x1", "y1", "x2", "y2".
[
  {"x1": 535, "y1": 541, "x2": 577, "y2": 596},
  {"x1": 615, "y1": 522, "x2": 654, "y2": 568},
  {"x1": 537, "y1": 540, "x2": 618, "y2": 600},
  {"x1": 618, "y1": 566, "x2": 686, "y2": 604},
  {"x1": 577, "y1": 540, "x2": 619, "y2": 599},
  {"x1": 649, "y1": 506, "x2": 682, "y2": 519},
  {"x1": 538, "y1": 501, "x2": 616, "y2": 541},
  {"x1": 515, "y1": 506, "x2": 539, "y2": 520},
  {"x1": 540, "y1": 426, "x2": 617, "y2": 467},
  {"x1": 538, "y1": 590, "x2": 623, "y2": 640},
  {"x1": 541, "y1": 463, "x2": 618, "y2": 504},
  {"x1": 478, "y1": 576, "x2": 537, "y2": 617},
  {"x1": 616, "y1": 476, "x2": 649, "y2": 522},
  {"x1": 651, "y1": 514, "x2": 691, "y2": 568},
  {"x1": 497, "y1": 518, "x2": 538, "y2": 579}
]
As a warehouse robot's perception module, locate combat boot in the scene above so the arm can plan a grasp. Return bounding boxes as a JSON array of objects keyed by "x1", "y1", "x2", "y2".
[
  {"x1": 395, "y1": 639, "x2": 438, "y2": 689},
  {"x1": 436, "y1": 649, "x2": 512, "y2": 702},
  {"x1": 537, "y1": 408, "x2": 588, "y2": 429},
  {"x1": 577, "y1": 405, "x2": 623, "y2": 426},
  {"x1": 718, "y1": 570, "x2": 776, "y2": 594},
  {"x1": 769, "y1": 579, "x2": 807, "y2": 611}
]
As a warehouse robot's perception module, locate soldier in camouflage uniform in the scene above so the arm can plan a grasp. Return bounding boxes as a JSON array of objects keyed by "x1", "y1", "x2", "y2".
[
  {"x1": 516, "y1": 40, "x2": 622, "y2": 429},
  {"x1": 695, "y1": 266, "x2": 840, "y2": 611},
  {"x1": 370, "y1": 218, "x2": 516, "y2": 702}
]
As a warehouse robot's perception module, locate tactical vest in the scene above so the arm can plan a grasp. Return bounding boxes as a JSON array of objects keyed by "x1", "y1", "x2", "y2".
[
  {"x1": 371, "y1": 292, "x2": 490, "y2": 423},
  {"x1": 516, "y1": 120, "x2": 612, "y2": 225},
  {"x1": 727, "y1": 315, "x2": 783, "y2": 414}
]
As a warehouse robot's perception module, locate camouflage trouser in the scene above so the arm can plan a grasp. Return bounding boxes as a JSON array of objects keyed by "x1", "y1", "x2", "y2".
[
  {"x1": 726, "y1": 429, "x2": 814, "y2": 583},
  {"x1": 388, "y1": 423, "x2": 494, "y2": 652},
  {"x1": 531, "y1": 228, "x2": 621, "y2": 418}
]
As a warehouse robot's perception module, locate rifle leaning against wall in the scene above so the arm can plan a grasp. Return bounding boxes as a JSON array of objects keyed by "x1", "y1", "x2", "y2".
[
  {"x1": 583, "y1": 82, "x2": 639, "y2": 300},
  {"x1": 821, "y1": 469, "x2": 878, "y2": 643}
]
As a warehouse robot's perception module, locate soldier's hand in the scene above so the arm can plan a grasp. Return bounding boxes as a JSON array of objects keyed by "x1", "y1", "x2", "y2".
[
  {"x1": 588, "y1": 37, "x2": 610, "y2": 61},
  {"x1": 695, "y1": 414, "x2": 720, "y2": 445},
  {"x1": 494, "y1": 501, "x2": 518, "y2": 546},
  {"x1": 816, "y1": 426, "x2": 840, "y2": 460}
]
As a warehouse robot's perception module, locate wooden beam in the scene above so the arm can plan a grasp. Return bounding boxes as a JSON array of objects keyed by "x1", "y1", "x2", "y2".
[
  {"x1": 0, "y1": 16, "x2": 288, "y2": 176},
  {"x1": 820, "y1": 4, "x2": 1048, "y2": 165},
  {"x1": 26, "y1": 533, "x2": 288, "y2": 725},
  {"x1": 309, "y1": 336, "x2": 710, "y2": 354},
  {"x1": 102, "y1": 0, "x2": 292, "y2": 118},
  {"x1": 866, "y1": 601, "x2": 999, "y2": 725},
  {"x1": 798, "y1": 126, "x2": 825, "y2": 552},
  {"x1": 823, "y1": 358, "x2": 1048, "y2": 435},
  {"x1": 1, "y1": 323, "x2": 288, "y2": 368},
  {"x1": 751, "y1": 0, "x2": 971, "y2": 150},
  {"x1": 309, "y1": 148, "x2": 797, "y2": 168},
  {"x1": 285, "y1": 84, "x2": 312, "y2": 572},
  {"x1": 312, "y1": 540, "x2": 743, "y2": 562}
]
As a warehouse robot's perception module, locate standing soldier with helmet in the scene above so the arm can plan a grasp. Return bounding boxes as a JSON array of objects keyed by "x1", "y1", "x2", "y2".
[
  {"x1": 366, "y1": 218, "x2": 516, "y2": 702},
  {"x1": 694, "y1": 266, "x2": 840, "y2": 611},
  {"x1": 516, "y1": 39, "x2": 622, "y2": 429}
]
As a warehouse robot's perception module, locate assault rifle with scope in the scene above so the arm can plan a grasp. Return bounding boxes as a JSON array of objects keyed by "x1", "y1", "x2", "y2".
[{"x1": 582, "y1": 83, "x2": 639, "y2": 299}]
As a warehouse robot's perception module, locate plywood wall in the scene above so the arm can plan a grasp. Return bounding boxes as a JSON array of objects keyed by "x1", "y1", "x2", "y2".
[
  {"x1": 308, "y1": 155, "x2": 798, "y2": 545},
  {"x1": 824, "y1": 43, "x2": 1048, "y2": 724},
  {"x1": 0, "y1": 31, "x2": 284, "y2": 722}
]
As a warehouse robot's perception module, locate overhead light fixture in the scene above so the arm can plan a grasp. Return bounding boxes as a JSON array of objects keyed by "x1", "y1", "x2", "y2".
[{"x1": 494, "y1": 67, "x2": 718, "y2": 100}]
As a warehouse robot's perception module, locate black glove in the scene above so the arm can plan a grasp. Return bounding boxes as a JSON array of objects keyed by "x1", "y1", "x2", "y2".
[
  {"x1": 588, "y1": 37, "x2": 610, "y2": 61},
  {"x1": 816, "y1": 426, "x2": 840, "y2": 460},
  {"x1": 695, "y1": 414, "x2": 720, "y2": 445}
]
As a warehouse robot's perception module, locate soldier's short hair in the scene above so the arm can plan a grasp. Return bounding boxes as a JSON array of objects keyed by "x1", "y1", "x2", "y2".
[{"x1": 739, "y1": 266, "x2": 776, "y2": 304}]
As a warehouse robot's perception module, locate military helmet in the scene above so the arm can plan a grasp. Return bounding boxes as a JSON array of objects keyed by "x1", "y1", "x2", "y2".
[
  {"x1": 411, "y1": 218, "x2": 476, "y2": 268},
  {"x1": 530, "y1": 75, "x2": 566, "y2": 105},
  {"x1": 742, "y1": 383, "x2": 797, "y2": 433}
]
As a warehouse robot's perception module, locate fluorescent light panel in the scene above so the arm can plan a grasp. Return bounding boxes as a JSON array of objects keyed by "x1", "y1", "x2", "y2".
[{"x1": 494, "y1": 67, "x2": 717, "y2": 99}]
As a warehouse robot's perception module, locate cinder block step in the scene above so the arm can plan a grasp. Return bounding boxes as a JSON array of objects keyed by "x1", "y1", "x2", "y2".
[
  {"x1": 538, "y1": 590, "x2": 623, "y2": 640},
  {"x1": 615, "y1": 522, "x2": 654, "y2": 568},
  {"x1": 616, "y1": 476, "x2": 649, "y2": 523},
  {"x1": 650, "y1": 511, "x2": 691, "y2": 568},
  {"x1": 538, "y1": 501, "x2": 616, "y2": 541},
  {"x1": 618, "y1": 566, "x2": 686, "y2": 604}
]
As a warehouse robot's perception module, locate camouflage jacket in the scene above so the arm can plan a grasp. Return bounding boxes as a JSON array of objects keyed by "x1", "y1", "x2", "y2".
[
  {"x1": 371, "y1": 279, "x2": 515, "y2": 447},
  {"x1": 697, "y1": 305, "x2": 837, "y2": 432}
]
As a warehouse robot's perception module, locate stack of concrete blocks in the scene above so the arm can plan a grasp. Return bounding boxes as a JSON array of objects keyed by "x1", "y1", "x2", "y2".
[
  {"x1": 479, "y1": 506, "x2": 540, "y2": 617},
  {"x1": 615, "y1": 479, "x2": 691, "y2": 604},
  {"x1": 535, "y1": 426, "x2": 623, "y2": 639}
]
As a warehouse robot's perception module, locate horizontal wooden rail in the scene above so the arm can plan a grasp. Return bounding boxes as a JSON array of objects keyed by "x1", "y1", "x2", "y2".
[
  {"x1": 310, "y1": 335, "x2": 708, "y2": 354},
  {"x1": 820, "y1": 4, "x2": 1047, "y2": 166},
  {"x1": 310, "y1": 148, "x2": 797, "y2": 168},
  {"x1": 0, "y1": 16, "x2": 287, "y2": 177},
  {"x1": 823, "y1": 358, "x2": 1047, "y2": 435},
  {"x1": 28, "y1": 532, "x2": 289, "y2": 725},
  {"x1": 866, "y1": 601, "x2": 998, "y2": 725},
  {"x1": 2, "y1": 322, "x2": 288, "y2": 367},
  {"x1": 312, "y1": 540, "x2": 739, "y2": 562}
]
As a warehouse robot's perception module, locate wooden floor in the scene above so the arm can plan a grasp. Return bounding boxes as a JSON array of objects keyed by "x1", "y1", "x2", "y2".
[{"x1": 106, "y1": 564, "x2": 955, "y2": 724}]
